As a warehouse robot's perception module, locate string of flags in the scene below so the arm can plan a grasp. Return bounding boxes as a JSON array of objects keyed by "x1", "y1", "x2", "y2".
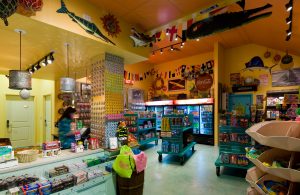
[{"x1": 124, "y1": 60, "x2": 214, "y2": 82}]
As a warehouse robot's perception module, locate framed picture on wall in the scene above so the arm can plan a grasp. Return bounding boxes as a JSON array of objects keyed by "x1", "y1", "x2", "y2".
[
  {"x1": 168, "y1": 79, "x2": 186, "y2": 91},
  {"x1": 272, "y1": 68, "x2": 300, "y2": 87},
  {"x1": 128, "y1": 88, "x2": 144, "y2": 102},
  {"x1": 81, "y1": 83, "x2": 91, "y2": 96}
]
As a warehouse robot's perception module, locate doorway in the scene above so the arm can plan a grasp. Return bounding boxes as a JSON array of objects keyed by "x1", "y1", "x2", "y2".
[
  {"x1": 6, "y1": 95, "x2": 35, "y2": 147},
  {"x1": 44, "y1": 95, "x2": 52, "y2": 142}
]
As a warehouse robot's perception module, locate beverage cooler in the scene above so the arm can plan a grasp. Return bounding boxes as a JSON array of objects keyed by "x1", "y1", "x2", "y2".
[
  {"x1": 146, "y1": 99, "x2": 214, "y2": 145},
  {"x1": 146, "y1": 100, "x2": 173, "y2": 131}
]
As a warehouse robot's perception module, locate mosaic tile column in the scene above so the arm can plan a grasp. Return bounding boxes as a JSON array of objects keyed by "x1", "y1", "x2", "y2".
[{"x1": 91, "y1": 53, "x2": 124, "y2": 147}]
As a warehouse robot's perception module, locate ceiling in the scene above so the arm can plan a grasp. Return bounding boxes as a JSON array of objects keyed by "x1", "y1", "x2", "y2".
[
  {"x1": 0, "y1": 0, "x2": 299, "y2": 79},
  {"x1": 0, "y1": 14, "x2": 146, "y2": 80},
  {"x1": 88, "y1": 0, "x2": 300, "y2": 65}
]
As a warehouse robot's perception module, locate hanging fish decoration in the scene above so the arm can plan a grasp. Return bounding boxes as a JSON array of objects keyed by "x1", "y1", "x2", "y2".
[
  {"x1": 241, "y1": 56, "x2": 277, "y2": 74},
  {"x1": 0, "y1": 0, "x2": 18, "y2": 26},
  {"x1": 57, "y1": 0, "x2": 115, "y2": 45},
  {"x1": 129, "y1": 28, "x2": 155, "y2": 47},
  {"x1": 187, "y1": 3, "x2": 272, "y2": 40},
  {"x1": 17, "y1": 0, "x2": 43, "y2": 17}
]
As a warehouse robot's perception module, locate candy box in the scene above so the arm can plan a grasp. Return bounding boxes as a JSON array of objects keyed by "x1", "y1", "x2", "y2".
[
  {"x1": 73, "y1": 171, "x2": 87, "y2": 185},
  {"x1": 42, "y1": 141, "x2": 61, "y2": 150}
]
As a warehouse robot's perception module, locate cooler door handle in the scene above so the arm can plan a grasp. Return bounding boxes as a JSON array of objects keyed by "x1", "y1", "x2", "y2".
[{"x1": 6, "y1": 120, "x2": 9, "y2": 128}]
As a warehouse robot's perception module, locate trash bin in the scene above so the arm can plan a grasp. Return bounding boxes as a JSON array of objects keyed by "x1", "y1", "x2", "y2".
[{"x1": 117, "y1": 170, "x2": 145, "y2": 195}]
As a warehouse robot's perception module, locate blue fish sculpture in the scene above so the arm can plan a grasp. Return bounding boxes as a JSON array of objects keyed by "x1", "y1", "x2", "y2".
[{"x1": 57, "y1": 0, "x2": 115, "y2": 45}]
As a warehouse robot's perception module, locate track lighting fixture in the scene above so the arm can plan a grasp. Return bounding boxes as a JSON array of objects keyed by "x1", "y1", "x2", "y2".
[
  {"x1": 286, "y1": 14, "x2": 292, "y2": 25},
  {"x1": 152, "y1": 41, "x2": 185, "y2": 56},
  {"x1": 41, "y1": 58, "x2": 47, "y2": 66},
  {"x1": 285, "y1": 0, "x2": 293, "y2": 12},
  {"x1": 47, "y1": 53, "x2": 54, "y2": 64},
  {"x1": 285, "y1": 1, "x2": 293, "y2": 41},
  {"x1": 26, "y1": 51, "x2": 54, "y2": 74},
  {"x1": 286, "y1": 25, "x2": 292, "y2": 36}
]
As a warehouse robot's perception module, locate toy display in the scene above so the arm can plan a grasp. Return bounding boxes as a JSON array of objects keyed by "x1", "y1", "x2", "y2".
[{"x1": 124, "y1": 112, "x2": 158, "y2": 147}]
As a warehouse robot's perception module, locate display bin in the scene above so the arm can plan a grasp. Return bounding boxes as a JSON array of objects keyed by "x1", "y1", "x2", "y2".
[
  {"x1": 246, "y1": 121, "x2": 300, "y2": 151},
  {"x1": 117, "y1": 170, "x2": 144, "y2": 195}
]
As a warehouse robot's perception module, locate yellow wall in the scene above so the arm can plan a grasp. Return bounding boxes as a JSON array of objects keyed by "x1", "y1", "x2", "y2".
[
  {"x1": 223, "y1": 44, "x2": 300, "y2": 103},
  {"x1": 0, "y1": 75, "x2": 55, "y2": 145},
  {"x1": 153, "y1": 52, "x2": 214, "y2": 98},
  {"x1": 124, "y1": 63, "x2": 154, "y2": 92}
]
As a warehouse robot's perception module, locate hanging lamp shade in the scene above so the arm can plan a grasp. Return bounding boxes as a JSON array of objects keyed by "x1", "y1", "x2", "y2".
[
  {"x1": 60, "y1": 43, "x2": 75, "y2": 93},
  {"x1": 9, "y1": 70, "x2": 32, "y2": 90},
  {"x1": 60, "y1": 77, "x2": 75, "y2": 93},
  {"x1": 8, "y1": 29, "x2": 32, "y2": 90}
]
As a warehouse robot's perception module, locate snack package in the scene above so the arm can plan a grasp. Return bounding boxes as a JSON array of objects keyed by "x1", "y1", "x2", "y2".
[{"x1": 73, "y1": 171, "x2": 87, "y2": 185}]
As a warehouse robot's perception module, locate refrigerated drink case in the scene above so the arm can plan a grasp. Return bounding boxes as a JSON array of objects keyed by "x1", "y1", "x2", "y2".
[
  {"x1": 200, "y1": 105, "x2": 213, "y2": 135},
  {"x1": 146, "y1": 106, "x2": 163, "y2": 130},
  {"x1": 188, "y1": 106, "x2": 200, "y2": 134}
]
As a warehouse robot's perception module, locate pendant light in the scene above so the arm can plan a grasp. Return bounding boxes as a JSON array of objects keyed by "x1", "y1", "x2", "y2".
[
  {"x1": 8, "y1": 29, "x2": 32, "y2": 92},
  {"x1": 60, "y1": 43, "x2": 75, "y2": 93}
]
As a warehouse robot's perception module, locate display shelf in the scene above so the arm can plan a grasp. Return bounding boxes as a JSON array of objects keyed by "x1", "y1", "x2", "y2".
[
  {"x1": 215, "y1": 156, "x2": 252, "y2": 170},
  {"x1": 138, "y1": 117, "x2": 156, "y2": 120},
  {"x1": 139, "y1": 137, "x2": 159, "y2": 146},
  {"x1": 124, "y1": 113, "x2": 158, "y2": 147},
  {"x1": 51, "y1": 174, "x2": 111, "y2": 195},
  {"x1": 135, "y1": 127, "x2": 156, "y2": 133},
  {"x1": 215, "y1": 119, "x2": 253, "y2": 176},
  {"x1": 158, "y1": 114, "x2": 196, "y2": 165},
  {"x1": 158, "y1": 142, "x2": 196, "y2": 156}
]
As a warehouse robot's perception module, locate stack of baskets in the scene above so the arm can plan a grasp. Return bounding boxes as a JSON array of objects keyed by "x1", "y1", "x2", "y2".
[{"x1": 16, "y1": 150, "x2": 39, "y2": 163}]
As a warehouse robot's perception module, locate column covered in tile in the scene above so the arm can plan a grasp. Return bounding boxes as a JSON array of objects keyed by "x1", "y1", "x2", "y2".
[{"x1": 90, "y1": 53, "x2": 124, "y2": 147}]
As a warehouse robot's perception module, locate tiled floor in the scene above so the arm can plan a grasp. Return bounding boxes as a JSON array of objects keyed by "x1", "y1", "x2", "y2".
[{"x1": 142, "y1": 142, "x2": 248, "y2": 195}]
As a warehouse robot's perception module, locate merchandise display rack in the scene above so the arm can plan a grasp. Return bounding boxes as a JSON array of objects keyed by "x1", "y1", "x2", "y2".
[
  {"x1": 124, "y1": 113, "x2": 158, "y2": 147},
  {"x1": 158, "y1": 114, "x2": 196, "y2": 165},
  {"x1": 245, "y1": 121, "x2": 300, "y2": 194},
  {"x1": 215, "y1": 114, "x2": 253, "y2": 176},
  {"x1": 0, "y1": 150, "x2": 115, "y2": 194}
]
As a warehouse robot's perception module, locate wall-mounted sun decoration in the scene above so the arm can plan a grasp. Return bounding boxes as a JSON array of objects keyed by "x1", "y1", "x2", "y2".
[{"x1": 100, "y1": 13, "x2": 121, "y2": 38}]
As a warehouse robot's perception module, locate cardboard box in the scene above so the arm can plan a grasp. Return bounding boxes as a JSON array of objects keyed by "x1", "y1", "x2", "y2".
[
  {"x1": 248, "y1": 148, "x2": 300, "y2": 182},
  {"x1": 246, "y1": 121, "x2": 300, "y2": 151}
]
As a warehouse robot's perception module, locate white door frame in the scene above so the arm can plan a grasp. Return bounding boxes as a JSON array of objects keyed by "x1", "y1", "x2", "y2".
[
  {"x1": 5, "y1": 94, "x2": 36, "y2": 147},
  {"x1": 43, "y1": 94, "x2": 52, "y2": 142}
]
